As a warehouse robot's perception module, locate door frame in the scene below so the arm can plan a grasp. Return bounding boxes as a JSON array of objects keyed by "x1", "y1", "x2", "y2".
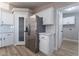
[
  {"x1": 14, "y1": 13, "x2": 27, "y2": 45},
  {"x1": 55, "y1": 3, "x2": 79, "y2": 50}
]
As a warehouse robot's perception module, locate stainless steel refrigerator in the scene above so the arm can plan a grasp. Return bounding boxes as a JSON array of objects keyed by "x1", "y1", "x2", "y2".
[{"x1": 25, "y1": 15, "x2": 46, "y2": 53}]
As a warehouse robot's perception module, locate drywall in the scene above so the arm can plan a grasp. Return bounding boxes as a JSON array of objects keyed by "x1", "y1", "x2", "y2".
[{"x1": 63, "y1": 12, "x2": 79, "y2": 41}]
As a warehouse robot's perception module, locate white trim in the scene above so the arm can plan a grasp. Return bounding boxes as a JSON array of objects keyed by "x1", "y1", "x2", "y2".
[
  {"x1": 15, "y1": 42, "x2": 25, "y2": 45},
  {"x1": 13, "y1": 11, "x2": 29, "y2": 45}
]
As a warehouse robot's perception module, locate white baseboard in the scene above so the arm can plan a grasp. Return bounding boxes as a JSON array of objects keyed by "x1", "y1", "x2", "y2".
[
  {"x1": 14, "y1": 42, "x2": 25, "y2": 46},
  {"x1": 63, "y1": 38, "x2": 78, "y2": 43}
]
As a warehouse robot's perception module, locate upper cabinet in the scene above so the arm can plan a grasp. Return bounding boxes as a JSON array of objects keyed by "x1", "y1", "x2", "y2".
[
  {"x1": 0, "y1": 9, "x2": 1, "y2": 19},
  {"x1": 0, "y1": 9, "x2": 13, "y2": 25},
  {"x1": 6, "y1": 11, "x2": 13, "y2": 25},
  {"x1": 63, "y1": 16, "x2": 75, "y2": 25},
  {"x1": 0, "y1": 9, "x2": 1, "y2": 25},
  {"x1": 36, "y1": 7, "x2": 54, "y2": 25}
]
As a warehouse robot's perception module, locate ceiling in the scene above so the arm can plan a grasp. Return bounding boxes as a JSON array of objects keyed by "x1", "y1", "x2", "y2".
[
  {"x1": 9, "y1": 2, "x2": 76, "y2": 9},
  {"x1": 63, "y1": 5, "x2": 79, "y2": 14},
  {"x1": 9, "y1": 2, "x2": 51, "y2": 9},
  {"x1": 9, "y1": 2, "x2": 78, "y2": 14}
]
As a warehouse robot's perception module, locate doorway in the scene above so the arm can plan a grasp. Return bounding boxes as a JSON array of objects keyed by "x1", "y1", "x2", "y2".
[
  {"x1": 55, "y1": 3, "x2": 79, "y2": 56},
  {"x1": 15, "y1": 15, "x2": 27, "y2": 45}
]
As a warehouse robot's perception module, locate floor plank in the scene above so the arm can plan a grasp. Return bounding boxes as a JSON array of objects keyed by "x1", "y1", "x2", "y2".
[
  {"x1": 0, "y1": 47, "x2": 7, "y2": 56},
  {"x1": 0, "y1": 46, "x2": 35, "y2": 56},
  {"x1": 21, "y1": 46, "x2": 35, "y2": 56},
  {"x1": 14, "y1": 46, "x2": 25, "y2": 56},
  {"x1": 54, "y1": 40, "x2": 78, "y2": 56},
  {"x1": 9, "y1": 46, "x2": 20, "y2": 56},
  {"x1": 0, "y1": 40, "x2": 78, "y2": 56}
]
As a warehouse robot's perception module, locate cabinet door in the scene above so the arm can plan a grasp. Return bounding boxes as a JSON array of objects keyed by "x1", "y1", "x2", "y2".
[
  {"x1": 2, "y1": 10, "x2": 7, "y2": 24},
  {"x1": 6, "y1": 12, "x2": 13, "y2": 25},
  {"x1": 0, "y1": 9, "x2": 2, "y2": 25},
  {"x1": 2, "y1": 33, "x2": 13, "y2": 47},
  {"x1": 43, "y1": 7, "x2": 54, "y2": 25},
  {"x1": 2, "y1": 10, "x2": 13, "y2": 25},
  {"x1": 7, "y1": 33, "x2": 14, "y2": 45},
  {"x1": 39, "y1": 35, "x2": 49, "y2": 54},
  {"x1": 0, "y1": 34, "x2": 2, "y2": 47},
  {"x1": 2, "y1": 34, "x2": 7, "y2": 47},
  {"x1": 63, "y1": 16, "x2": 75, "y2": 25}
]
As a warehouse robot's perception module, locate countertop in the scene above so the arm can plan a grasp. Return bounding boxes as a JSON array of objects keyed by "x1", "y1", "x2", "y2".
[{"x1": 39, "y1": 32, "x2": 55, "y2": 36}]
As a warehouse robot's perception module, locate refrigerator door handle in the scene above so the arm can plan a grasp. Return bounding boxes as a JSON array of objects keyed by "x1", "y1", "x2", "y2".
[
  {"x1": 28, "y1": 25, "x2": 31, "y2": 35},
  {"x1": 25, "y1": 26, "x2": 28, "y2": 32}
]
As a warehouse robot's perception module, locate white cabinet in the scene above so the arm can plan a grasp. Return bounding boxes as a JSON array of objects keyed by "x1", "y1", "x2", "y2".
[
  {"x1": 39, "y1": 35, "x2": 49, "y2": 55},
  {"x1": 0, "y1": 9, "x2": 1, "y2": 19},
  {"x1": 2, "y1": 33, "x2": 14, "y2": 47},
  {"x1": 0, "y1": 33, "x2": 13, "y2": 47},
  {"x1": 36, "y1": 7, "x2": 54, "y2": 25},
  {"x1": 1, "y1": 9, "x2": 7, "y2": 24},
  {"x1": 63, "y1": 16, "x2": 75, "y2": 25},
  {"x1": 39, "y1": 33, "x2": 55, "y2": 55},
  {"x1": 0, "y1": 9, "x2": 13, "y2": 25},
  {"x1": 6, "y1": 11, "x2": 13, "y2": 25},
  {"x1": 0, "y1": 34, "x2": 2, "y2": 47},
  {"x1": 0, "y1": 9, "x2": 2, "y2": 25}
]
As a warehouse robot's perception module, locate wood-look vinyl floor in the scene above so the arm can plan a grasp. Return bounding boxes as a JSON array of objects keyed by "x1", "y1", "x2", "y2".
[
  {"x1": 0, "y1": 45, "x2": 35, "y2": 56},
  {"x1": 0, "y1": 40, "x2": 78, "y2": 56},
  {"x1": 54, "y1": 40, "x2": 78, "y2": 56}
]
